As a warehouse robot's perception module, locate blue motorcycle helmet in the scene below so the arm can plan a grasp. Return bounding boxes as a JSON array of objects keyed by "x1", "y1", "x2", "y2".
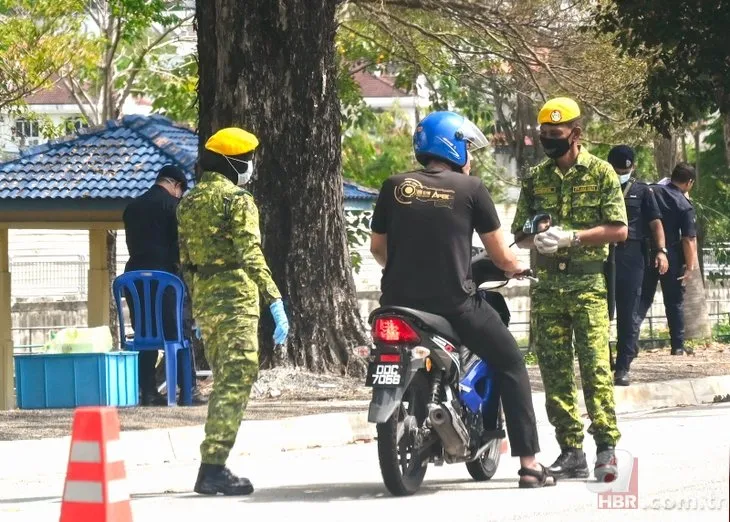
[{"x1": 413, "y1": 111, "x2": 489, "y2": 170}]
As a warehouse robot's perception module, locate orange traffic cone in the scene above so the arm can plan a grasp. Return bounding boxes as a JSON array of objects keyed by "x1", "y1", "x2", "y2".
[{"x1": 59, "y1": 407, "x2": 132, "y2": 522}]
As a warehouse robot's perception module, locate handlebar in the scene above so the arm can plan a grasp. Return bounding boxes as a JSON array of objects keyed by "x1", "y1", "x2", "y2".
[{"x1": 471, "y1": 252, "x2": 537, "y2": 284}]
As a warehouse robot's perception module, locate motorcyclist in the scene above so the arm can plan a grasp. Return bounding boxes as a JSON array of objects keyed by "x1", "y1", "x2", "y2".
[{"x1": 369, "y1": 111, "x2": 556, "y2": 488}]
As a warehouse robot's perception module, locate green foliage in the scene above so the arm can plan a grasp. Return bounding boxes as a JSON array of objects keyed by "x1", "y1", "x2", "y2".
[
  {"x1": 0, "y1": 0, "x2": 88, "y2": 109},
  {"x1": 711, "y1": 317, "x2": 730, "y2": 341},
  {"x1": 523, "y1": 350, "x2": 538, "y2": 365},
  {"x1": 593, "y1": 0, "x2": 730, "y2": 135},
  {"x1": 142, "y1": 57, "x2": 198, "y2": 126},
  {"x1": 342, "y1": 107, "x2": 418, "y2": 190},
  {"x1": 686, "y1": 117, "x2": 730, "y2": 278},
  {"x1": 346, "y1": 211, "x2": 373, "y2": 273}
]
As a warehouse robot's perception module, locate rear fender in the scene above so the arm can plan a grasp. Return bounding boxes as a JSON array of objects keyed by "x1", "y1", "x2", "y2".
[{"x1": 368, "y1": 362, "x2": 423, "y2": 423}]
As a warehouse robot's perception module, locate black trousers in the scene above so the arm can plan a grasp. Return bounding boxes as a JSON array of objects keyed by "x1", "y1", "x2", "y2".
[
  {"x1": 442, "y1": 293, "x2": 540, "y2": 457},
  {"x1": 124, "y1": 281, "x2": 196, "y2": 396},
  {"x1": 636, "y1": 247, "x2": 686, "y2": 352},
  {"x1": 615, "y1": 241, "x2": 645, "y2": 372}
]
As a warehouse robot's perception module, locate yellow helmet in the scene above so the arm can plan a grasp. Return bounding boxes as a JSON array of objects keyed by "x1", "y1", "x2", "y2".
[
  {"x1": 205, "y1": 127, "x2": 259, "y2": 156},
  {"x1": 538, "y1": 97, "x2": 581, "y2": 125}
]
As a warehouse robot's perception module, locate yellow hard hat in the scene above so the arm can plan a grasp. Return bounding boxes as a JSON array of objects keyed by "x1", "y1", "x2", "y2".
[
  {"x1": 538, "y1": 97, "x2": 581, "y2": 125},
  {"x1": 205, "y1": 127, "x2": 259, "y2": 156}
]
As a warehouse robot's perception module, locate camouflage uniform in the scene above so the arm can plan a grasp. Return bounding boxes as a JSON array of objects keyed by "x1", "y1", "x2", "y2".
[
  {"x1": 177, "y1": 170, "x2": 281, "y2": 465},
  {"x1": 511, "y1": 148, "x2": 627, "y2": 450}
]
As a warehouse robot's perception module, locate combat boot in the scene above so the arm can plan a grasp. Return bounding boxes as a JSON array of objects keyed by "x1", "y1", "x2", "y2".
[
  {"x1": 547, "y1": 447, "x2": 590, "y2": 478},
  {"x1": 595, "y1": 445, "x2": 618, "y2": 483},
  {"x1": 194, "y1": 464, "x2": 254, "y2": 496}
]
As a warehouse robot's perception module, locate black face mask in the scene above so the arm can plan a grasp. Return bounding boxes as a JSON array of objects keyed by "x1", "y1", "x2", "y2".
[{"x1": 540, "y1": 132, "x2": 574, "y2": 159}]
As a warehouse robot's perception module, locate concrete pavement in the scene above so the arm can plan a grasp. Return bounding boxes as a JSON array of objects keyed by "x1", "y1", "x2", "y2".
[
  {"x1": 1, "y1": 403, "x2": 728, "y2": 521},
  {"x1": 0, "y1": 375, "x2": 728, "y2": 481}
]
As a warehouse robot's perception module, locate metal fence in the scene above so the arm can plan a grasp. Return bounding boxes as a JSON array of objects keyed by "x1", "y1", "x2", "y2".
[
  {"x1": 9, "y1": 257, "x2": 127, "y2": 299},
  {"x1": 8, "y1": 251, "x2": 730, "y2": 352}
]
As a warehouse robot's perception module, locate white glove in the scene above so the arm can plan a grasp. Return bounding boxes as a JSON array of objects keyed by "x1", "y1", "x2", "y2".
[
  {"x1": 544, "y1": 226, "x2": 575, "y2": 249},
  {"x1": 534, "y1": 231, "x2": 559, "y2": 254}
]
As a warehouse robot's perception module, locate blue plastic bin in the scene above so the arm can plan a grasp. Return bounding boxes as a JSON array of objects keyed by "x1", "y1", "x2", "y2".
[{"x1": 14, "y1": 351, "x2": 139, "y2": 409}]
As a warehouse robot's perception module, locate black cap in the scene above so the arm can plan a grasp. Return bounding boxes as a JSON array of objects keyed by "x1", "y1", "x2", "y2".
[
  {"x1": 156, "y1": 164, "x2": 188, "y2": 191},
  {"x1": 607, "y1": 145, "x2": 635, "y2": 170}
]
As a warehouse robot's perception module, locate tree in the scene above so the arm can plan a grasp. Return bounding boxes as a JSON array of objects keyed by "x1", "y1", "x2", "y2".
[
  {"x1": 594, "y1": 0, "x2": 730, "y2": 162},
  {"x1": 196, "y1": 0, "x2": 368, "y2": 374},
  {"x1": 60, "y1": 0, "x2": 193, "y2": 125},
  {"x1": 0, "y1": 0, "x2": 87, "y2": 111}
]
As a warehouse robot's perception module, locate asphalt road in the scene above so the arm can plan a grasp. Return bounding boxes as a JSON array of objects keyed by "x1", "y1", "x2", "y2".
[{"x1": 2, "y1": 404, "x2": 729, "y2": 522}]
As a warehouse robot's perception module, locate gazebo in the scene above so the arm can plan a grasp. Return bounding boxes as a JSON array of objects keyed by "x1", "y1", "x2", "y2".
[{"x1": 0, "y1": 114, "x2": 378, "y2": 410}]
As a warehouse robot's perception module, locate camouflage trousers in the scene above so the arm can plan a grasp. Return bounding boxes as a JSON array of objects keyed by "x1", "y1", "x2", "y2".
[
  {"x1": 533, "y1": 275, "x2": 620, "y2": 450},
  {"x1": 198, "y1": 313, "x2": 259, "y2": 465}
]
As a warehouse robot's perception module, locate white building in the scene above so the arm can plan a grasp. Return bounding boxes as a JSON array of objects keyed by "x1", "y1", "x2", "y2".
[{"x1": 0, "y1": 81, "x2": 152, "y2": 159}]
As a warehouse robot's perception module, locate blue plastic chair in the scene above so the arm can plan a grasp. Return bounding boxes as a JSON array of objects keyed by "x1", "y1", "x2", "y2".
[{"x1": 112, "y1": 270, "x2": 192, "y2": 407}]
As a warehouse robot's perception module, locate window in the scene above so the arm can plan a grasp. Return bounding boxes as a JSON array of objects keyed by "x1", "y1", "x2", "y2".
[{"x1": 14, "y1": 119, "x2": 39, "y2": 140}]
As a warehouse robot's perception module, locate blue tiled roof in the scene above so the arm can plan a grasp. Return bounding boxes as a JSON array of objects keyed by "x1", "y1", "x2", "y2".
[
  {"x1": 0, "y1": 114, "x2": 197, "y2": 200},
  {"x1": 0, "y1": 113, "x2": 379, "y2": 203},
  {"x1": 343, "y1": 181, "x2": 379, "y2": 200}
]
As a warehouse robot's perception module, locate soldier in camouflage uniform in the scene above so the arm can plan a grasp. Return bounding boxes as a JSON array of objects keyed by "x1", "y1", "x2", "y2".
[
  {"x1": 511, "y1": 98, "x2": 628, "y2": 482},
  {"x1": 177, "y1": 127, "x2": 290, "y2": 496}
]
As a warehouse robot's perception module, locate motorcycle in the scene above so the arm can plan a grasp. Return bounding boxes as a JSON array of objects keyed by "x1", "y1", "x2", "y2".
[{"x1": 361, "y1": 250, "x2": 535, "y2": 496}]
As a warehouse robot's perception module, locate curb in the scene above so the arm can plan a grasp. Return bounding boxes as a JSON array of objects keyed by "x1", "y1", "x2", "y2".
[{"x1": 0, "y1": 375, "x2": 728, "y2": 480}]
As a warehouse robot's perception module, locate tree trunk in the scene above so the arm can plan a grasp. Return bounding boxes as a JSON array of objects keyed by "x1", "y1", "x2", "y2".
[
  {"x1": 684, "y1": 266, "x2": 712, "y2": 341},
  {"x1": 196, "y1": 0, "x2": 367, "y2": 375},
  {"x1": 653, "y1": 134, "x2": 679, "y2": 179},
  {"x1": 106, "y1": 230, "x2": 118, "y2": 348},
  {"x1": 722, "y1": 111, "x2": 730, "y2": 168}
]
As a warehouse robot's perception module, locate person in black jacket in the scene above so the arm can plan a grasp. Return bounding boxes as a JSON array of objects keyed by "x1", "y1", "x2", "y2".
[{"x1": 123, "y1": 164, "x2": 203, "y2": 406}]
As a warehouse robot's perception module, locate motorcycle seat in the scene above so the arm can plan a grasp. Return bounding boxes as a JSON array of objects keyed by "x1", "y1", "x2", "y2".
[{"x1": 370, "y1": 306, "x2": 461, "y2": 345}]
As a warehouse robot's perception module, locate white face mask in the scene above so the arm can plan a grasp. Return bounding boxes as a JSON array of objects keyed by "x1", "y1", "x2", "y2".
[
  {"x1": 619, "y1": 172, "x2": 632, "y2": 185},
  {"x1": 224, "y1": 156, "x2": 254, "y2": 186}
]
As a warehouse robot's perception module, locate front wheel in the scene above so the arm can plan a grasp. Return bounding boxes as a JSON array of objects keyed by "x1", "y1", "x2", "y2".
[{"x1": 376, "y1": 372, "x2": 430, "y2": 496}]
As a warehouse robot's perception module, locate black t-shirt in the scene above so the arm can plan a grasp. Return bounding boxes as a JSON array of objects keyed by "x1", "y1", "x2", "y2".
[{"x1": 370, "y1": 168, "x2": 501, "y2": 315}]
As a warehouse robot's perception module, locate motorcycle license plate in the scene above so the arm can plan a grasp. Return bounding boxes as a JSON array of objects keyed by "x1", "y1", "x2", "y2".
[{"x1": 365, "y1": 361, "x2": 405, "y2": 387}]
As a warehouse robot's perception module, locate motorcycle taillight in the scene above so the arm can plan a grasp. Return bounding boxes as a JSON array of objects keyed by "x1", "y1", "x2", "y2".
[{"x1": 372, "y1": 317, "x2": 420, "y2": 344}]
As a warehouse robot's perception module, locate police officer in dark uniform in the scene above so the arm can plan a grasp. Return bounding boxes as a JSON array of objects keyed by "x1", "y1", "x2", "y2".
[
  {"x1": 123, "y1": 164, "x2": 203, "y2": 406},
  {"x1": 635, "y1": 162, "x2": 698, "y2": 357},
  {"x1": 607, "y1": 146, "x2": 667, "y2": 386}
]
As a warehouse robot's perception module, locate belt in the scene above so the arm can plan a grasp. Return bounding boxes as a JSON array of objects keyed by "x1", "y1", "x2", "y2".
[
  {"x1": 536, "y1": 256, "x2": 604, "y2": 275},
  {"x1": 184, "y1": 263, "x2": 243, "y2": 277}
]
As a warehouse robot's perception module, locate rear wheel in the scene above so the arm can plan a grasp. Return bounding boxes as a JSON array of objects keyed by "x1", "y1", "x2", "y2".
[
  {"x1": 376, "y1": 372, "x2": 430, "y2": 496},
  {"x1": 466, "y1": 437, "x2": 502, "y2": 481},
  {"x1": 466, "y1": 402, "x2": 504, "y2": 481}
]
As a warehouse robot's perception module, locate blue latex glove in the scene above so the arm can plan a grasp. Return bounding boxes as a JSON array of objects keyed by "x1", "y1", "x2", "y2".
[{"x1": 269, "y1": 299, "x2": 289, "y2": 345}]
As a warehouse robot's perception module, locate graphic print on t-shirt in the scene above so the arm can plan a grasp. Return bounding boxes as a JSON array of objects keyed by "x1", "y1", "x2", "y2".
[{"x1": 394, "y1": 178, "x2": 455, "y2": 208}]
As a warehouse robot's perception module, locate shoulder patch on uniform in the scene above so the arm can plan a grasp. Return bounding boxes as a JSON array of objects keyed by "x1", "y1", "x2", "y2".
[
  {"x1": 573, "y1": 184, "x2": 598, "y2": 193},
  {"x1": 534, "y1": 186, "x2": 556, "y2": 195}
]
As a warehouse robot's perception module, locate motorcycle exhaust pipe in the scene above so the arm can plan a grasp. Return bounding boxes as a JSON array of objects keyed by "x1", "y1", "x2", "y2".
[{"x1": 428, "y1": 403, "x2": 469, "y2": 457}]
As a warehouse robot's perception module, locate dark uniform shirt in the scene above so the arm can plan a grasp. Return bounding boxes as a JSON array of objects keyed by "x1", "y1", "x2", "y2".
[
  {"x1": 621, "y1": 179, "x2": 662, "y2": 241},
  {"x1": 123, "y1": 184, "x2": 180, "y2": 273},
  {"x1": 370, "y1": 167, "x2": 501, "y2": 315},
  {"x1": 650, "y1": 183, "x2": 697, "y2": 248}
]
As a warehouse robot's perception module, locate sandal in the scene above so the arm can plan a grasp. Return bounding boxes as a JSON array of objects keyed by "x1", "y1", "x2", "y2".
[{"x1": 518, "y1": 464, "x2": 557, "y2": 488}]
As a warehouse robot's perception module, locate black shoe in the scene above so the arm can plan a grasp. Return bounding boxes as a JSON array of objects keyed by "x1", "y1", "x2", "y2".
[
  {"x1": 671, "y1": 348, "x2": 685, "y2": 356},
  {"x1": 194, "y1": 464, "x2": 254, "y2": 496},
  {"x1": 547, "y1": 448, "x2": 590, "y2": 479},
  {"x1": 595, "y1": 445, "x2": 618, "y2": 483},
  {"x1": 614, "y1": 370, "x2": 630, "y2": 386},
  {"x1": 141, "y1": 391, "x2": 167, "y2": 406}
]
